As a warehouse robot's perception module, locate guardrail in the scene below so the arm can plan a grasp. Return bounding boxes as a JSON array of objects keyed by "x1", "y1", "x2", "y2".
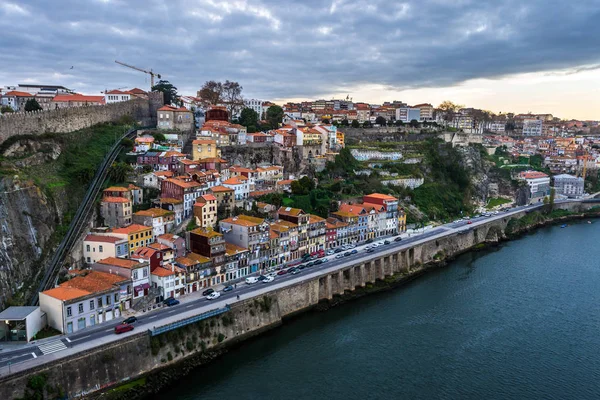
[
  {"x1": 149, "y1": 305, "x2": 231, "y2": 336},
  {"x1": 30, "y1": 126, "x2": 144, "y2": 305}
]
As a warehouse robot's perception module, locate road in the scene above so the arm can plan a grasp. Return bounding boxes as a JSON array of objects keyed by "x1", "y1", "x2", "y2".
[{"x1": 0, "y1": 202, "x2": 553, "y2": 374}]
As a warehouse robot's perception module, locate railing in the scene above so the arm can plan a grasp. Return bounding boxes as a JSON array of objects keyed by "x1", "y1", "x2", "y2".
[
  {"x1": 149, "y1": 305, "x2": 231, "y2": 336},
  {"x1": 30, "y1": 126, "x2": 146, "y2": 305}
]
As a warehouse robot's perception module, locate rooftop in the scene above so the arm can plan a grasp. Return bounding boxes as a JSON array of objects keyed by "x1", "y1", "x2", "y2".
[
  {"x1": 134, "y1": 208, "x2": 173, "y2": 218},
  {"x1": 0, "y1": 306, "x2": 40, "y2": 320},
  {"x1": 84, "y1": 235, "x2": 125, "y2": 244},
  {"x1": 112, "y1": 224, "x2": 151, "y2": 235},
  {"x1": 97, "y1": 257, "x2": 144, "y2": 269},
  {"x1": 42, "y1": 270, "x2": 128, "y2": 301},
  {"x1": 190, "y1": 227, "x2": 223, "y2": 238},
  {"x1": 221, "y1": 215, "x2": 265, "y2": 227}
]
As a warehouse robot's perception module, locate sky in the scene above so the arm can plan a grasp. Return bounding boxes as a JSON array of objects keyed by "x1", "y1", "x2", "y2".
[{"x1": 2, "y1": 0, "x2": 600, "y2": 120}]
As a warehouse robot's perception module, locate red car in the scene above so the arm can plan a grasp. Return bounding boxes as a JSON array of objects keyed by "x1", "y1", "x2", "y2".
[
  {"x1": 467, "y1": 221, "x2": 473, "y2": 225},
  {"x1": 115, "y1": 323, "x2": 134, "y2": 334},
  {"x1": 277, "y1": 269, "x2": 288, "y2": 276}
]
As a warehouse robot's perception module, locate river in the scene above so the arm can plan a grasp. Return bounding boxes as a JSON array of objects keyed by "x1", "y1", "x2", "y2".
[{"x1": 150, "y1": 222, "x2": 600, "y2": 400}]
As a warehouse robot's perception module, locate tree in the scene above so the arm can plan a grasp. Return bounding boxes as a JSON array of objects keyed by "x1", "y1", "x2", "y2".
[
  {"x1": 394, "y1": 120, "x2": 404, "y2": 127},
  {"x1": 266, "y1": 105, "x2": 284, "y2": 129},
  {"x1": 152, "y1": 80, "x2": 179, "y2": 105},
  {"x1": 24, "y1": 98, "x2": 42, "y2": 112},
  {"x1": 198, "y1": 80, "x2": 223, "y2": 105},
  {"x1": 437, "y1": 100, "x2": 462, "y2": 127},
  {"x1": 363, "y1": 121, "x2": 372, "y2": 128},
  {"x1": 239, "y1": 108, "x2": 259, "y2": 128},
  {"x1": 222, "y1": 80, "x2": 245, "y2": 118},
  {"x1": 108, "y1": 162, "x2": 133, "y2": 183},
  {"x1": 409, "y1": 119, "x2": 420, "y2": 128},
  {"x1": 351, "y1": 120, "x2": 360, "y2": 128},
  {"x1": 322, "y1": 118, "x2": 330, "y2": 124},
  {"x1": 291, "y1": 176, "x2": 315, "y2": 195},
  {"x1": 341, "y1": 119, "x2": 349, "y2": 127},
  {"x1": 375, "y1": 116, "x2": 387, "y2": 126},
  {"x1": 0, "y1": 105, "x2": 14, "y2": 113},
  {"x1": 152, "y1": 132, "x2": 166, "y2": 142}
]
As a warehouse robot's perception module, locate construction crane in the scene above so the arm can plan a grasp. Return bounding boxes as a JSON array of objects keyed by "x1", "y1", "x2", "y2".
[{"x1": 115, "y1": 60, "x2": 161, "y2": 90}]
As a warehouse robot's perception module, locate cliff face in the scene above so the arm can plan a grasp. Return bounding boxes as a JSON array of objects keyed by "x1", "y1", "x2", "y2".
[{"x1": 0, "y1": 176, "x2": 63, "y2": 306}]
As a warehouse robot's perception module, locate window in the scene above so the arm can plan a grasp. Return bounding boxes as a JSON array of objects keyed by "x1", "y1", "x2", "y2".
[
  {"x1": 78, "y1": 303, "x2": 84, "y2": 314},
  {"x1": 106, "y1": 295, "x2": 111, "y2": 305},
  {"x1": 133, "y1": 270, "x2": 139, "y2": 280},
  {"x1": 86, "y1": 245, "x2": 90, "y2": 252},
  {"x1": 90, "y1": 300, "x2": 95, "y2": 310},
  {"x1": 99, "y1": 245, "x2": 103, "y2": 253},
  {"x1": 98, "y1": 297, "x2": 103, "y2": 307},
  {"x1": 66, "y1": 306, "x2": 72, "y2": 317},
  {"x1": 143, "y1": 268, "x2": 148, "y2": 278},
  {"x1": 114, "y1": 293, "x2": 119, "y2": 303},
  {"x1": 86, "y1": 257, "x2": 91, "y2": 263}
]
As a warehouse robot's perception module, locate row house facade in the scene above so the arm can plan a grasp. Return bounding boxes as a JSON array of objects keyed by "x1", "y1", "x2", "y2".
[{"x1": 220, "y1": 215, "x2": 270, "y2": 273}]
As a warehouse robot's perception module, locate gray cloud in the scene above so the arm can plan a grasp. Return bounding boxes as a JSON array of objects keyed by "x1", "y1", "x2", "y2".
[{"x1": 2, "y1": 0, "x2": 600, "y2": 100}]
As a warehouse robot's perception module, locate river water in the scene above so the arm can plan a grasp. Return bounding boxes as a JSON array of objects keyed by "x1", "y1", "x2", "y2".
[{"x1": 153, "y1": 222, "x2": 600, "y2": 400}]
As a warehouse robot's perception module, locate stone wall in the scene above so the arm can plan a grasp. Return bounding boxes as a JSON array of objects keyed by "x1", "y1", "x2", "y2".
[{"x1": 0, "y1": 92, "x2": 163, "y2": 144}]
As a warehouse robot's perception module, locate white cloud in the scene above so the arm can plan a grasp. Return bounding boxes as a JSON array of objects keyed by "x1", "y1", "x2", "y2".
[{"x1": 0, "y1": 2, "x2": 30, "y2": 16}]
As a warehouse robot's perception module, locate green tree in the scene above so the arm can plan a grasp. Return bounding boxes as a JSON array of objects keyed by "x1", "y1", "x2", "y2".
[
  {"x1": 351, "y1": 119, "x2": 360, "y2": 128},
  {"x1": 322, "y1": 118, "x2": 331, "y2": 124},
  {"x1": 394, "y1": 120, "x2": 404, "y2": 127},
  {"x1": 341, "y1": 119, "x2": 349, "y2": 126},
  {"x1": 24, "y1": 98, "x2": 42, "y2": 112},
  {"x1": 239, "y1": 108, "x2": 259, "y2": 128},
  {"x1": 363, "y1": 121, "x2": 372, "y2": 128},
  {"x1": 1, "y1": 105, "x2": 14, "y2": 113},
  {"x1": 410, "y1": 119, "x2": 420, "y2": 128},
  {"x1": 108, "y1": 162, "x2": 133, "y2": 183},
  {"x1": 266, "y1": 105, "x2": 284, "y2": 128},
  {"x1": 152, "y1": 80, "x2": 179, "y2": 105},
  {"x1": 375, "y1": 116, "x2": 387, "y2": 126},
  {"x1": 152, "y1": 132, "x2": 166, "y2": 142}
]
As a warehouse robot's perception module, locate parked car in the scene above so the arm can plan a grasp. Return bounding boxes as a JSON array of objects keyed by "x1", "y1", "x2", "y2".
[
  {"x1": 267, "y1": 272, "x2": 278, "y2": 278},
  {"x1": 291, "y1": 268, "x2": 301, "y2": 275},
  {"x1": 322, "y1": 258, "x2": 329, "y2": 263},
  {"x1": 263, "y1": 276, "x2": 275, "y2": 283},
  {"x1": 394, "y1": 237, "x2": 403, "y2": 242},
  {"x1": 344, "y1": 252, "x2": 351, "y2": 257},
  {"x1": 314, "y1": 259, "x2": 323, "y2": 265},
  {"x1": 467, "y1": 221, "x2": 473, "y2": 225},
  {"x1": 245, "y1": 277, "x2": 259, "y2": 284},
  {"x1": 202, "y1": 288, "x2": 215, "y2": 296},
  {"x1": 207, "y1": 291, "x2": 221, "y2": 300},
  {"x1": 223, "y1": 285, "x2": 234, "y2": 292},
  {"x1": 350, "y1": 249, "x2": 358, "y2": 255},
  {"x1": 115, "y1": 323, "x2": 134, "y2": 334},
  {"x1": 336, "y1": 254, "x2": 344, "y2": 259},
  {"x1": 384, "y1": 240, "x2": 391, "y2": 245},
  {"x1": 257, "y1": 275, "x2": 267, "y2": 282},
  {"x1": 334, "y1": 248, "x2": 343, "y2": 253},
  {"x1": 326, "y1": 250, "x2": 335, "y2": 256},
  {"x1": 365, "y1": 238, "x2": 374, "y2": 244},
  {"x1": 123, "y1": 316, "x2": 137, "y2": 325},
  {"x1": 349, "y1": 244, "x2": 357, "y2": 249},
  {"x1": 367, "y1": 248, "x2": 375, "y2": 253},
  {"x1": 163, "y1": 297, "x2": 180, "y2": 307},
  {"x1": 277, "y1": 269, "x2": 288, "y2": 276},
  {"x1": 298, "y1": 264, "x2": 307, "y2": 270}
]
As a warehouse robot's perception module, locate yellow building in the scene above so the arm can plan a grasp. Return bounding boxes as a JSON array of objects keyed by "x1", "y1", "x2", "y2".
[
  {"x1": 398, "y1": 208, "x2": 407, "y2": 233},
  {"x1": 111, "y1": 224, "x2": 154, "y2": 256},
  {"x1": 336, "y1": 131, "x2": 345, "y2": 148},
  {"x1": 192, "y1": 139, "x2": 220, "y2": 161},
  {"x1": 193, "y1": 194, "x2": 218, "y2": 228}
]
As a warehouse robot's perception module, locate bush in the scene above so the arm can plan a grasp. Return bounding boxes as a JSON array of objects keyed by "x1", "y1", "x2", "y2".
[
  {"x1": 167, "y1": 352, "x2": 173, "y2": 361},
  {"x1": 221, "y1": 313, "x2": 234, "y2": 327},
  {"x1": 186, "y1": 339, "x2": 194, "y2": 351},
  {"x1": 217, "y1": 333, "x2": 225, "y2": 343}
]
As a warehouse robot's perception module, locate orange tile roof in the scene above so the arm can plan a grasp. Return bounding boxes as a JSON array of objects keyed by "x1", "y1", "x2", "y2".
[
  {"x1": 190, "y1": 227, "x2": 223, "y2": 238},
  {"x1": 148, "y1": 242, "x2": 171, "y2": 251},
  {"x1": 102, "y1": 196, "x2": 130, "y2": 204},
  {"x1": 164, "y1": 178, "x2": 201, "y2": 188},
  {"x1": 104, "y1": 186, "x2": 130, "y2": 192},
  {"x1": 132, "y1": 247, "x2": 158, "y2": 259},
  {"x1": 221, "y1": 215, "x2": 264, "y2": 227},
  {"x1": 276, "y1": 179, "x2": 294, "y2": 185},
  {"x1": 84, "y1": 235, "x2": 126, "y2": 244},
  {"x1": 223, "y1": 176, "x2": 248, "y2": 185},
  {"x1": 362, "y1": 202, "x2": 385, "y2": 212},
  {"x1": 154, "y1": 171, "x2": 175, "y2": 177},
  {"x1": 53, "y1": 94, "x2": 104, "y2": 103},
  {"x1": 364, "y1": 193, "x2": 398, "y2": 201},
  {"x1": 151, "y1": 266, "x2": 175, "y2": 277},
  {"x1": 5, "y1": 90, "x2": 33, "y2": 97},
  {"x1": 97, "y1": 257, "x2": 144, "y2": 269},
  {"x1": 111, "y1": 224, "x2": 151, "y2": 235},
  {"x1": 158, "y1": 197, "x2": 183, "y2": 204},
  {"x1": 42, "y1": 270, "x2": 128, "y2": 301},
  {"x1": 158, "y1": 233, "x2": 180, "y2": 241},
  {"x1": 309, "y1": 214, "x2": 325, "y2": 223},
  {"x1": 225, "y1": 242, "x2": 248, "y2": 255},
  {"x1": 193, "y1": 139, "x2": 217, "y2": 145},
  {"x1": 196, "y1": 194, "x2": 217, "y2": 203},
  {"x1": 134, "y1": 208, "x2": 173, "y2": 218},
  {"x1": 278, "y1": 206, "x2": 305, "y2": 217},
  {"x1": 339, "y1": 204, "x2": 366, "y2": 215}
]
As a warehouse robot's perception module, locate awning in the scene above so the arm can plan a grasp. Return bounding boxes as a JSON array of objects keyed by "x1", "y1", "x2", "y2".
[{"x1": 134, "y1": 283, "x2": 150, "y2": 293}]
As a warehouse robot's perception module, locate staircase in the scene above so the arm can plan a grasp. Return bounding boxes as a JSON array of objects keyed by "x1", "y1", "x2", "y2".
[{"x1": 131, "y1": 287, "x2": 161, "y2": 312}]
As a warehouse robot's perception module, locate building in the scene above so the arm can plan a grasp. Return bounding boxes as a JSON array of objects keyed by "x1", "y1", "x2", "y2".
[
  {"x1": 92, "y1": 257, "x2": 150, "y2": 300},
  {"x1": 110, "y1": 224, "x2": 154, "y2": 256},
  {"x1": 222, "y1": 176, "x2": 250, "y2": 201},
  {"x1": 518, "y1": 171, "x2": 551, "y2": 202},
  {"x1": 209, "y1": 185, "x2": 235, "y2": 213},
  {"x1": 193, "y1": 194, "x2": 218, "y2": 228},
  {"x1": 0, "y1": 306, "x2": 44, "y2": 342},
  {"x1": 51, "y1": 94, "x2": 104, "y2": 108},
  {"x1": 132, "y1": 208, "x2": 175, "y2": 239},
  {"x1": 151, "y1": 264, "x2": 186, "y2": 301},
  {"x1": 157, "y1": 105, "x2": 194, "y2": 131},
  {"x1": 413, "y1": 103, "x2": 434, "y2": 121},
  {"x1": 523, "y1": 119, "x2": 543, "y2": 136},
  {"x1": 83, "y1": 235, "x2": 129, "y2": 264},
  {"x1": 0, "y1": 90, "x2": 33, "y2": 111},
  {"x1": 104, "y1": 90, "x2": 131, "y2": 104},
  {"x1": 553, "y1": 174, "x2": 584, "y2": 198},
  {"x1": 39, "y1": 271, "x2": 130, "y2": 334},
  {"x1": 277, "y1": 207, "x2": 310, "y2": 258},
  {"x1": 161, "y1": 178, "x2": 203, "y2": 218},
  {"x1": 157, "y1": 233, "x2": 186, "y2": 258},
  {"x1": 131, "y1": 246, "x2": 164, "y2": 271},
  {"x1": 396, "y1": 107, "x2": 421, "y2": 123},
  {"x1": 244, "y1": 99, "x2": 264, "y2": 119},
  {"x1": 219, "y1": 215, "x2": 270, "y2": 273},
  {"x1": 223, "y1": 243, "x2": 250, "y2": 281},
  {"x1": 192, "y1": 139, "x2": 219, "y2": 161},
  {"x1": 363, "y1": 193, "x2": 400, "y2": 236},
  {"x1": 100, "y1": 196, "x2": 132, "y2": 228}
]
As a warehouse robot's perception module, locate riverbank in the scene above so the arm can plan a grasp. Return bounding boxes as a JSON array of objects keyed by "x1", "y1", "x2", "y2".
[{"x1": 3, "y1": 202, "x2": 599, "y2": 400}]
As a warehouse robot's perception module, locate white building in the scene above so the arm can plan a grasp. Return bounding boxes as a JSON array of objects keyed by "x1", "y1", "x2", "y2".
[
  {"x1": 83, "y1": 235, "x2": 129, "y2": 265},
  {"x1": 488, "y1": 122, "x2": 506, "y2": 133},
  {"x1": 151, "y1": 264, "x2": 186, "y2": 300},
  {"x1": 92, "y1": 257, "x2": 151, "y2": 300},
  {"x1": 523, "y1": 119, "x2": 543, "y2": 136},
  {"x1": 519, "y1": 171, "x2": 551, "y2": 201},
  {"x1": 104, "y1": 90, "x2": 131, "y2": 104},
  {"x1": 0, "y1": 306, "x2": 45, "y2": 342},
  {"x1": 553, "y1": 174, "x2": 584, "y2": 198},
  {"x1": 244, "y1": 99, "x2": 264, "y2": 119},
  {"x1": 222, "y1": 176, "x2": 250, "y2": 201}
]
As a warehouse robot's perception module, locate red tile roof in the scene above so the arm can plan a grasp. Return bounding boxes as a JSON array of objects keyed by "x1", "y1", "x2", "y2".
[
  {"x1": 97, "y1": 257, "x2": 144, "y2": 269},
  {"x1": 5, "y1": 90, "x2": 33, "y2": 97},
  {"x1": 53, "y1": 94, "x2": 104, "y2": 103},
  {"x1": 102, "y1": 196, "x2": 129, "y2": 204},
  {"x1": 84, "y1": 235, "x2": 125, "y2": 244}
]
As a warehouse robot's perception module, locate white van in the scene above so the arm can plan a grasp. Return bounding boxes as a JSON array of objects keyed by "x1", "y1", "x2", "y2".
[{"x1": 245, "y1": 277, "x2": 259, "y2": 284}]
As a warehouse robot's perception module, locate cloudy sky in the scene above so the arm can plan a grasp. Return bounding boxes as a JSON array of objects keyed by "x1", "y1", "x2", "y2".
[{"x1": 2, "y1": 0, "x2": 600, "y2": 119}]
